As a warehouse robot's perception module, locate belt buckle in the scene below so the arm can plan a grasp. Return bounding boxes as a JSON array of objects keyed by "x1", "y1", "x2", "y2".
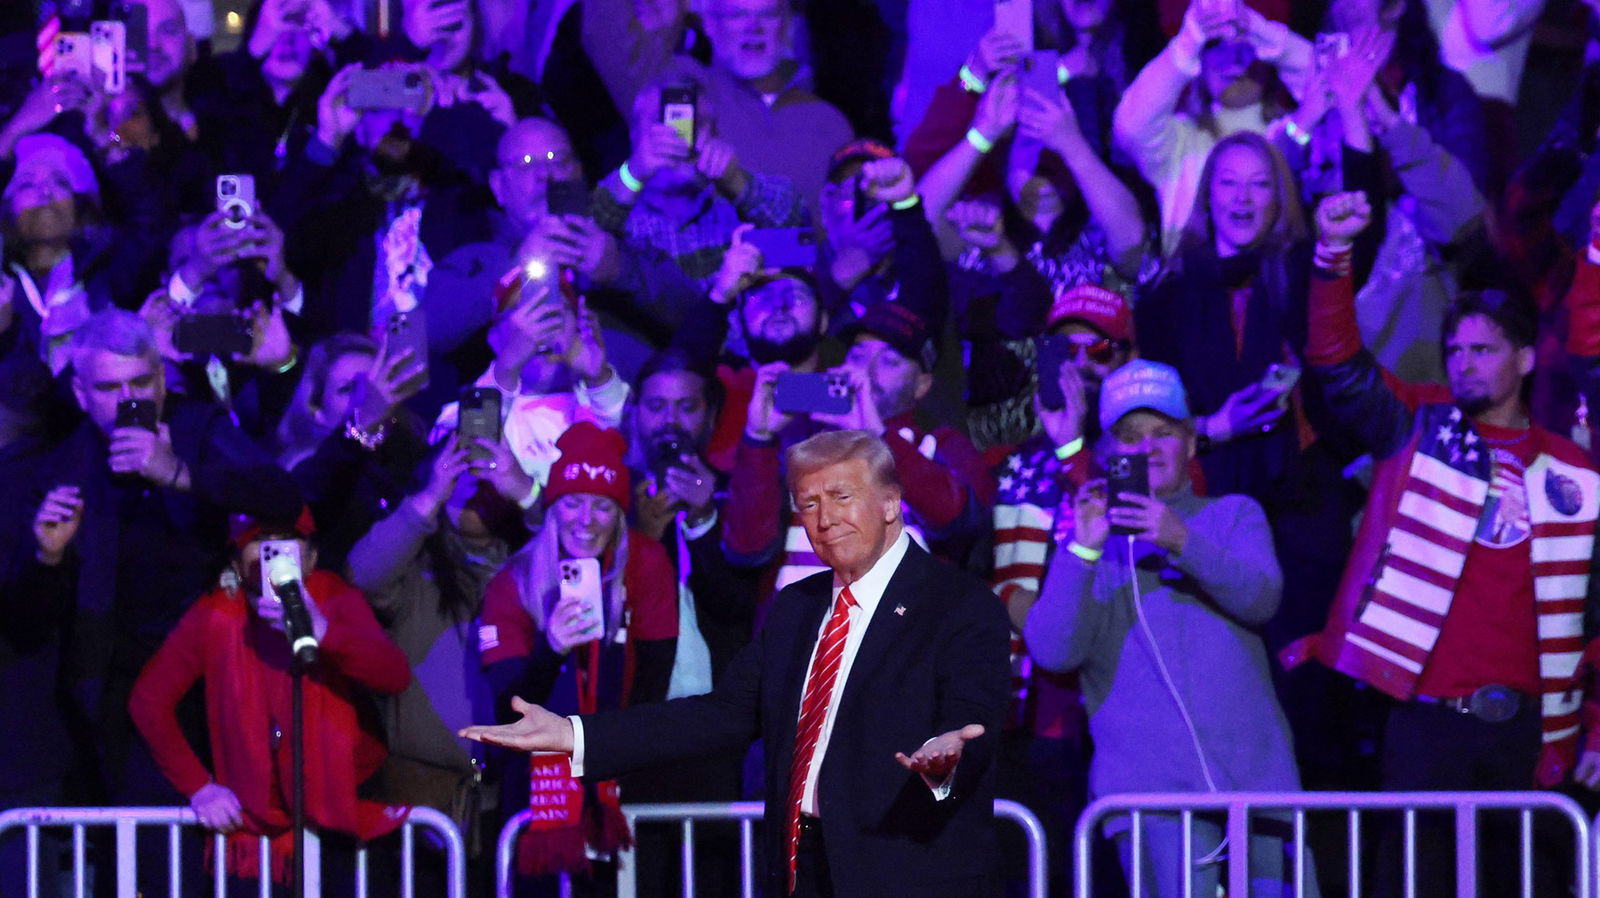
[{"x1": 1466, "y1": 684, "x2": 1520, "y2": 723}]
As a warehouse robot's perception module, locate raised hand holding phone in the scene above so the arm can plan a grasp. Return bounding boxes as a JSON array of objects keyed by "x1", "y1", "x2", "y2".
[{"x1": 548, "y1": 559, "x2": 604, "y2": 653}]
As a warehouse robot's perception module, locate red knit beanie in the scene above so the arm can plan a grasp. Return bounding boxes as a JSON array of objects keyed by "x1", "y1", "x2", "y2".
[{"x1": 544, "y1": 422, "x2": 632, "y2": 511}]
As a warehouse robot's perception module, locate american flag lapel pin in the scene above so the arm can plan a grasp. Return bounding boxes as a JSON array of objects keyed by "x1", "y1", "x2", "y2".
[{"x1": 894, "y1": 604, "x2": 907, "y2": 616}]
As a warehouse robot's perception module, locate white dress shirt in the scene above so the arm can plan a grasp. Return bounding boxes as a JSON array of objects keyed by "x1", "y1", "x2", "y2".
[
  {"x1": 571, "y1": 529, "x2": 952, "y2": 803},
  {"x1": 797, "y1": 530, "x2": 911, "y2": 815}
]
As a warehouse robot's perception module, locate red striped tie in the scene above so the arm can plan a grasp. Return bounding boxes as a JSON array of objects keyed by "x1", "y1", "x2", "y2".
[{"x1": 786, "y1": 585, "x2": 857, "y2": 893}]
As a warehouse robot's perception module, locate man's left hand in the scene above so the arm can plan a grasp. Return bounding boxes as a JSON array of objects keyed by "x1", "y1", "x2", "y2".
[
  {"x1": 1576, "y1": 750, "x2": 1600, "y2": 790},
  {"x1": 697, "y1": 137, "x2": 750, "y2": 199},
  {"x1": 895, "y1": 724, "x2": 985, "y2": 788},
  {"x1": 110, "y1": 423, "x2": 182, "y2": 485},
  {"x1": 1105, "y1": 493, "x2": 1188, "y2": 554}
]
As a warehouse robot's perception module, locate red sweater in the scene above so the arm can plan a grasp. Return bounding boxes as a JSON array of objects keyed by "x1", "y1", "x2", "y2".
[{"x1": 129, "y1": 571, "x2": 411, "y2": 878}]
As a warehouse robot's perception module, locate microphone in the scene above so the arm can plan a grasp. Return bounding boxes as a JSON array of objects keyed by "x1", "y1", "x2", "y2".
[{"x1": 266, "y1": 552, "x2": 320, "y2": 665}]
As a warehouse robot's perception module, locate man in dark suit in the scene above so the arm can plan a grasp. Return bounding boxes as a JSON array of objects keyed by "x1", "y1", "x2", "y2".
[{"x1": 463, "y1": 428, "x2": 1011, "y2": 897}]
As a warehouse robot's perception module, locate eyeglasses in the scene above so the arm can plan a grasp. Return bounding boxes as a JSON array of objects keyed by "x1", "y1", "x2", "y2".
[{"x1": 1064, "y1": 334, "x2": 1125, "y2": 365}]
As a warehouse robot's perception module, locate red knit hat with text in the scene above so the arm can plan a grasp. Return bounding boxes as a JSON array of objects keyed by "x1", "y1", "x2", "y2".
[{"x1": 544, "y1": 422, "x2": 632, "y2": 511}]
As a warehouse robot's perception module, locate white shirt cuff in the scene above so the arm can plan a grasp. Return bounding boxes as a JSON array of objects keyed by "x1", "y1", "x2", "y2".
[
  {"x1": 568, "y1": 715, "x2": 586, "y2": 777},
  {"x1": 919, "y1": 736, "x2": 956, "y2": 801},
  {"x1": 681, "y1": 508, "x2": 719, "y2": 541}
]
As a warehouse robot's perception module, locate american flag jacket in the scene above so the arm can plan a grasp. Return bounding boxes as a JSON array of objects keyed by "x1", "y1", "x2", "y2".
[
  {"x1": 992, "y1": 435, "x2": 1090, "y2": 734},
  {"x1": 1284, "y1": 267, "x2": 1600, "y2": 785}
]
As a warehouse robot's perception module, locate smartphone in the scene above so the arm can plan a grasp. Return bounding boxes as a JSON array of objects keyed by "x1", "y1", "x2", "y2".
[
  {"x1": 558, "y1": 558, "x2": 604, "y2": 632},
  {"x1": 1260, "y1": 363, "x2": 1302, "y2": 394},
  {"x1": 259, "y1": 539, "x2": 303, "y2": 604},
  {"x1": 660, "y1": 85, "x2": 697, "y2": 151},
  {"x1": 383, "y1": 309, "x2": 431, "y2": 390},
  {"x1": 1035, "y1": 334, "x2": 1073, "y2": 412},
  {"x1": 89, "y1": 20, "x2": 126, "y2": 95},
  {"x1": 53, "y1": 32, "x2": 94, "y2": 83},
  {"x1": 773, "y1": 371, "x2": 853, "y2": 416},
  {"x1": 114, "y1": 397, "x2": 158, "y2": 432},
  {"x1": 1314, "y1": 32, "x2": 1349, "y2": 73},
  {"x1": 110, "y1": 0, "x2": 148, "y2": 74},
  {"x1": 1106, "y1": 453, "x2": 1150, "y2": 536},
  {"x1": 992, "y1": 0, "x2": 1033, "y2": 52},
  {"x1": 744, "y1": 227, "x2": 819, "y2": 270},
  {"x1": 646, "y1": 426, "x2": 691, "y2": 483},
  {"x1": 457, "y1": 386, "x2": 502, "y2": 461},
  {"x1": 216, "y1": 174, "x2": 256, "y2": 230},
  {"x1": 175, "y1": 312, "x2": 254, "y2": 358},
  {"x1": 57, "y1": 0, "x2": 94, "y2": 29},
  {"x1": 1019, "y1": 49, "x2": 1061, "y2": 100},
  {"x1": 347, "y1": 68, "x2": 428, "y2": 110},
  {"x1": 853, "y1": 176, "x2": 873, "y2": 221},
  {"x1": 545, "y1": 179, "x2": 590, "y2": 218}
]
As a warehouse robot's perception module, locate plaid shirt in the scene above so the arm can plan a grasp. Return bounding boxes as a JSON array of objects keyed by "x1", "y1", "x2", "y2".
[{"x1": 591, "y1": 172, "x2": 805, "y2": 282}]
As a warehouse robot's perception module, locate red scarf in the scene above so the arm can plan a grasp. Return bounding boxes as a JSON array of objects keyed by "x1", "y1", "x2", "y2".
[
  {"x1": 205, "y1": 573, "x2": 409, "y2": 881},
  {"x1": 516, "y1": 611, "x2": 634, "y2": 876}
]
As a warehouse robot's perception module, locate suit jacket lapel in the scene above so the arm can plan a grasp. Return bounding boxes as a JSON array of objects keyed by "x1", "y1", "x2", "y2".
[
  {"x1": 777, "y1": 575, "x2": 835, "y2": 763},
  {"x1": 834, "y1": 542, "x2": 926, "y2": 724}
]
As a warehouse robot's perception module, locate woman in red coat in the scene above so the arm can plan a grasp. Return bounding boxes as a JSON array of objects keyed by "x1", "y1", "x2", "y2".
[{"x1": 129, "y1": 511, "x2": 412, "y2": 884}]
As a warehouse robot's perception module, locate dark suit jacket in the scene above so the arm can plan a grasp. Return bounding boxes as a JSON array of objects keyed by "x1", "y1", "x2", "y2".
[{"x1": 581, "y1": 539, "x2": 1011, "y2": 896}]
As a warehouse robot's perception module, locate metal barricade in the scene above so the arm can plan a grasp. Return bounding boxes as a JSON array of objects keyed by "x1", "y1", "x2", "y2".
[
  {"x1": 495, "y1": 799, "x2": 1047, "y2": 898},
  {"x1": 0, "y1": 805, "x2": 466, "y2": 898},
  {"x1": 1073, "y1": 791, "x2": 1592, "y2": 898}
]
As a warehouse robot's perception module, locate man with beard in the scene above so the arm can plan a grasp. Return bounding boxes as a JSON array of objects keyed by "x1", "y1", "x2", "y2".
[
  {"x1": 722, "y1": 297, "x2": 993, "y2": 586},
  {"x1": 625, "y1": 348, "x2": 758, "y2": 896},
  {"x1": 272, "y1": 45, "x2": 505, "y2": 349},
  {"x1": 1284, "y1": 193, "x2": 1600, "y2": 895}
]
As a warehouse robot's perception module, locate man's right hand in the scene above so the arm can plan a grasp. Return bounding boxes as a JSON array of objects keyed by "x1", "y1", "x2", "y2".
[
  {"x1": 190, "y1": 782, "x2": 244, "y2": 832},
  {"x1": 965, "y1": 28, "x2": 1026, "y2": 83},
  {"x1": 628, "y1": 121, "x2": 690, "y2": 184},
  {"x1": 1071, "y1": 478, "x2": 1110, "y2": 551},
  {"x1": 971, "y1": 73, "x2": 1018, "y2": 145},
  {"x1": 1203, "y1": 382, "x2": 1287, "y2": 444},
  {"x1": 33, "y1": 485, "x2": 84, "y2": 566},
  {"x1": 460, "y1": 696, "x2": 577, "y2": 753},
  {"x1": 1315, "y1": 191, "x2": 1372, "y2": 248},
  {"x1": 1036, "y1": 362, "x2": 1088, "y2": 450},
  {"x1": 710, "y1": 228, "x2": 763, "y2": 305},
  {"x1": 316, "y1": 65, "x2": 361, "y2": 149},
  {"x1": 745, "y1": 362, "x2": 796, "y2": 441}
]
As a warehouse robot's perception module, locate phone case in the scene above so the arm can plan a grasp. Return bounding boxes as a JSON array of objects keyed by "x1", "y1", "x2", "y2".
[
  {"x1": 1106, "y1": 453, "x2": 1149, "y2": 536},
  {"x1": 90, "y1": 20, "x2": 126, "y2": 95},
  {"x1": 992, "y1": 0, "x2": 1033, "y2": 51},
  {"x1": 259, "y1": 539, "x2": 303, "y2": 604},
  {"x1": 773, "y1": 372, "x2": 853, "y2": 416},
  {"x1": 559, "y1": 558, "x2": 604, "y2": 630},
  {"x1": 175, "y1": 313, "x2": 254, "y2": 358},
  {"x1": 1035, "y1": 334, "x2": 1073, "y2": 412},
  {"x1": 1020, "y1": 50, "x2": 1061, "y2": 100},
  {"x1": 114, "y1": 398, "x2": 158, "y2": 432},
  {"x1": 384, "y1": 310, "x2": 431, "y2": 389},
  {"x1": 744, "y1": 228, "x2": 819, "y2": 270}
]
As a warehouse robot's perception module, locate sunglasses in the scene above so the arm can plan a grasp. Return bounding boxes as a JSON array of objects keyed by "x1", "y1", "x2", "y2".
[{"x1": 1063, "y1": 335, "x2": 1125, "y2": 365}]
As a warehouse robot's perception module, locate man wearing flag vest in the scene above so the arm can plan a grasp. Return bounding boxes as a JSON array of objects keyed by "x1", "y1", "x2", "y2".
[{"x1": 1283, "y1": 192, "x2": 1600, "y2": 895}]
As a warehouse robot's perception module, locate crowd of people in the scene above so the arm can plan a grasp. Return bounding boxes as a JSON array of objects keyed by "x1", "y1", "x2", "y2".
[{"x1": 0, "y1": 0, "x2": 1598, "y2": 894}]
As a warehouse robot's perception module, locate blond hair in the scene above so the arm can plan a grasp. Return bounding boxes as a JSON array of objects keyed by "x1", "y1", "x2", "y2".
[{"x1": 784, "y1": 430, "x2": 898, "y2": 494}]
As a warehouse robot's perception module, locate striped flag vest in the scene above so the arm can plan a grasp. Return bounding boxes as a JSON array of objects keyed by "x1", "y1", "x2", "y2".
[{"x1": 1345, "y1": 405, "x2": 1599, "y2": 756}]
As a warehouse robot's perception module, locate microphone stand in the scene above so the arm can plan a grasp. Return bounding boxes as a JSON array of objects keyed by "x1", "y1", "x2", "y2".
[{"x1": 291, "y1": 649, "x2": 307, "y2": 898}]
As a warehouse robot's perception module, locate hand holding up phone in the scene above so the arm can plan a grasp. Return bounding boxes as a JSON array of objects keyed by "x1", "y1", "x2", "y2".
[{"x1": 1104, "y1": 491, "x2": 1188, "y2": 553}]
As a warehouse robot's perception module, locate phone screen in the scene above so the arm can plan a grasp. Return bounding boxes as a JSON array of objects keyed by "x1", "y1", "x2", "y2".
[
  {"x1": 660, "y1": 86, "x2": 696, "y2": 151},
  {"x1": 458, "y1": 387, "x2": 503, "y2": 460}
]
